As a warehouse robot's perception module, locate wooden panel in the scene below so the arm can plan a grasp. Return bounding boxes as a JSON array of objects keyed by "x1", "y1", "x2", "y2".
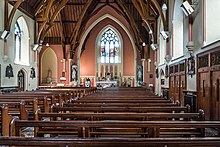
[
  {"x1": 174, "y1": 75, "x2": 180, "y2": 101},
  {"x1": 169, "y1": 76, "x2": 175, "y2": 99},
  {"x1": 197, "y1": 72, "x2": 210, "y2": 120},
  {"x1": 179, "y1": 74, "x2": 186, "y2": 105},
  {"x1": 211, "y1": 71, "x2": 220, "y2": 120}
]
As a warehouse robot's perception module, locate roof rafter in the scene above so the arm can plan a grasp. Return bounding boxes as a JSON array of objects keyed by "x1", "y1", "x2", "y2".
[
  {"x1": 70, "y1": 0, "x2": 93, "y2": 51},
  {"x1": 40, "y1": 0, "x2": 69, "y2": 42},
  {"x1": 5, "y1": 0, "x2": 25, "y2": 31}
]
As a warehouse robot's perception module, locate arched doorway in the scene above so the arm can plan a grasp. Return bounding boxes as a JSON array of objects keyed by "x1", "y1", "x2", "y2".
[{"x1": 17, "y1": 70, "x2": 25, "y2": 91}]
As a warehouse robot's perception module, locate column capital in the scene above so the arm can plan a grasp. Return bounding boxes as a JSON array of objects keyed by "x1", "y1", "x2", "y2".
[{"x1": 141, "y1": 58, "x2": 146, "y2": 61}]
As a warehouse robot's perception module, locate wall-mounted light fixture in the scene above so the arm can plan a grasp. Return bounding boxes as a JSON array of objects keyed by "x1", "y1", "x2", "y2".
[
  {"x1": 0, "y1": 30, "x2": 10, "y2": 40},
  {"x1": 150, "y1": 43, "x2": 158, "y2": 51},
  {"x1": 160, "y1": 31, "x2": 169, "y2": 40},
  {"x1": 181, "y1": 0, "x2": 199, "y2": 16}
]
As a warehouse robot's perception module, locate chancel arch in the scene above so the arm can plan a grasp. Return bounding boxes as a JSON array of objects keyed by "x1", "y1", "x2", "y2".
[{"x1": 77, "y1": 14, "x2": 137, "y2": 86}]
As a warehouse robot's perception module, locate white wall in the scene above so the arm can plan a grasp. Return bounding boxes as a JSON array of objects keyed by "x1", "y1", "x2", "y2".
[
  {"x1": 206, "y1": 0, "x2": 220, "y2": 45},
  {"x1": 0, "y1": 3, "x2": 38, "y2": 90},
  {"x1": 172, "y1": 0, "x2": 184, "y2": 59}
]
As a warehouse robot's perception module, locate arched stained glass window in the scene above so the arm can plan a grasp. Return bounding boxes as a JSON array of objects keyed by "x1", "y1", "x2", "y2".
[{"x1": 100, "y1": 28, "x2": 120, "y2": 63}]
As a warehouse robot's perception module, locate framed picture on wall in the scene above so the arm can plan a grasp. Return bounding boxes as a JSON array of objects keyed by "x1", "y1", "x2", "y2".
[{"x1": 188, "y1": 56, "x2": 195, "y2": 76}]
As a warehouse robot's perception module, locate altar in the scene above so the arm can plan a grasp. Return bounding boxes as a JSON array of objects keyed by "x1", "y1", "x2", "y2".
[{"x1": 96, "y1": 80, "x2": 118, "y2": 88}]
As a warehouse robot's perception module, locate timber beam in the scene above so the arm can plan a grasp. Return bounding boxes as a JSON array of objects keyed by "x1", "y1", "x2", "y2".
[{"x1": 4, "y1": 0, "x2": 25, "y2": 31}]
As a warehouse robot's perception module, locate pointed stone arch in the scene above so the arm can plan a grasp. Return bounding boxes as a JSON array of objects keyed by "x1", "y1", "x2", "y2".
[
  {"x1": 40, "y1": 47, "x2": 58, "y2": 84},
  {"x1": 77, "y1": 13, "x2": 138, "y2": 86}
]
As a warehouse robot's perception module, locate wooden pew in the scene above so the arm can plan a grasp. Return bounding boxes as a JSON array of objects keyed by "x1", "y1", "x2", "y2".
[
  {"x1": 0, "y1": 105, "x2": 13, "y2": 136},
  {"x1": 64, "y1": 101, "x2": 180, "y2": 107},
  {"x1": 38, "y1": 86, "x2": 97, "y2": 95},
  {"x1": 0, "y1": 136, "x2": 220, "y2": 147},
  {"x1": 0, "y1": 101, "x2": 29, "y2": 120},
  {"x1": 38, "y1": 87, "x2": 96, "y2": 97},
  {"x1": 72, "y1": 99, "x2": 174, "y2": 103},
  {"x1": 0, "y1": 90, "x2": 68, "y2": 112},
  {"x1": 0, "y1": 96, "x2": 50, "y2": 113},
  {"x1": 36, "y1": 111, "x2": 204, "y2": 122},
  {"x1": 80, "y1": 96, "x2": 164, "y2": 99},
  {"x1": 52, "y1": 106, "x2": 190, "y2": 113},
  {"x1": 0, "y1": 99, "x2": 39, "y2": 136},
  {"x1": 34, "y1": 110, "x2": 204, "y2": 137},
  {"x1": 12, "y1": 120, "x2": 220, "y2": 137}
]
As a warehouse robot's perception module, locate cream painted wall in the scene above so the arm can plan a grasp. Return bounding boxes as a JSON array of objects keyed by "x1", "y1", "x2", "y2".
[
  {"x1": 186, "y1": 0, "x2": 203, "y2": 91},
  {"x1": 0, "y1": 1, "x2": 5, "y2": 64},
  {"x1": 172, "y1": 0, "x2": 184, "y2": 59},
  {"x1": 0, "y1": 3, "x2": 37, "y2": 90},
  {"x1": 206, "y1": 0, "x2": 220, "y2": 45},
  {"x1": 188, "y1": 0, "x2": 220, "y2": 91}
]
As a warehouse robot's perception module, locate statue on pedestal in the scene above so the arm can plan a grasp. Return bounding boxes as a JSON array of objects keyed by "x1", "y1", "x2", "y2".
[{"x1": 46, "y1": 68, "x2": 52, "y2": 84}]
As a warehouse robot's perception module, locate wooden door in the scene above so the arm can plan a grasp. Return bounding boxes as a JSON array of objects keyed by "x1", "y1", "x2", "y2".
[
  {"x1": 211, "y1": 71, "x2": 220, "y2": 120},
  {"x1": 198, "y1": 72, "x2": 210, "y2": 120}
]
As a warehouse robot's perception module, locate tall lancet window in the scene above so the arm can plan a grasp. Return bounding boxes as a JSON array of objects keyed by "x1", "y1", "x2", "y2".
[
  {"x1": 15, "y1": 22, "x2": 22, "y2": 61},
  {"x1": 100, "y1": 28, "x2": 120, "y2": 63},
  {"x1": 14, "y1": 16, "x2": 30, "y2": 65}
]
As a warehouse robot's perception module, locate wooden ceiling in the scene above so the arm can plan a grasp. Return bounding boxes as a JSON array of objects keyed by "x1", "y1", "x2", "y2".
[{"x1": 8, "y1": 0, "x2": 168, "y2": 58}]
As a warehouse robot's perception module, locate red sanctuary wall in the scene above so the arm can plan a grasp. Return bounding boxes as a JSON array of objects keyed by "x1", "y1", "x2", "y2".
[
  {"x1": 79, "y1": 17, "x2": 134, "y2": 77},
  {"x1": 78, "y1": 4, "x2": 137, "y2": 77}
]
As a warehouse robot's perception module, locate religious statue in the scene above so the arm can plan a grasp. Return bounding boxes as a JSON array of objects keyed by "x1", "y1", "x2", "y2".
[
  {"x1": 71, "y1": 65, "x2": 77, "y2": 81},
  {"x1": 136, "y1": 65, "x2": 143, "y2": 86},
  {"x1": 137, "y1": 66, "x2": 143, "y2": 80},
  {"x1": 85, "y1": 78, "x2": 91, "y2": 87},
  {"x1": 30, "y1": 67, "x2": 36, "y2": 79},
  {"x1": 46, "y1": 68, "x2": 52, "y2": 83},
  {"x1": 5, "y1": 64, "x2": 14, "y2": 78}
]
